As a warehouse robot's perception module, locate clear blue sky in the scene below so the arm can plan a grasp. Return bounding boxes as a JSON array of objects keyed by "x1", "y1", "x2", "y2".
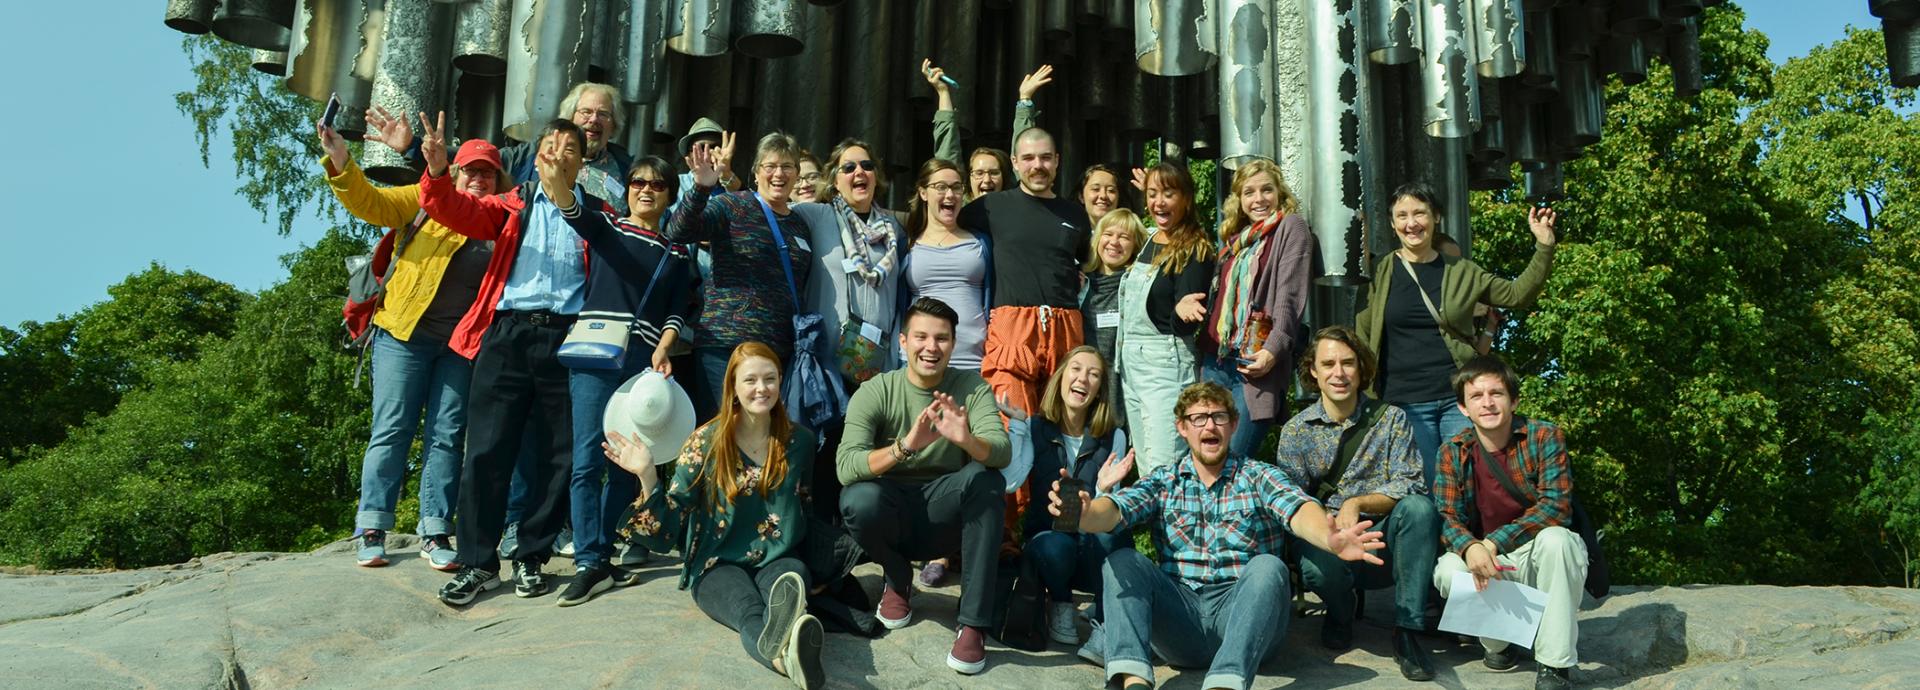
[{"x1": 0, "y1": 1, "x2": 1882, "y2": 327}]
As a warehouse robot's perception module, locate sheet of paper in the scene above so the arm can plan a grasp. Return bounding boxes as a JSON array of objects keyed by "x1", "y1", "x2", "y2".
[{"x1": 1437, "y1": 576, "x2": 1549, "y2": 648}]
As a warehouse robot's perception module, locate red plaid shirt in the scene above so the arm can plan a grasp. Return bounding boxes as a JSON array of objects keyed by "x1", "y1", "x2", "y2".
[{"x1": 1434, "y1": 415, "x2": 1574, "y2": 556}]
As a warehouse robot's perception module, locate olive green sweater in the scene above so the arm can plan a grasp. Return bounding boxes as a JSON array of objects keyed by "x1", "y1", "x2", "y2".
[
  {"x1": 836, "y1": 367, "x2": 1010, "y2": 485},
  {"x1": 1355, "y1": 244, "x2": 1556, "y2": 396}
]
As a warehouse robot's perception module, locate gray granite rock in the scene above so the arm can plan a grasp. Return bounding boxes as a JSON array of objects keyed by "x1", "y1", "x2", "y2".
[{"x1": 1, "y1": 539, "x2": 1915, "y2": 689}]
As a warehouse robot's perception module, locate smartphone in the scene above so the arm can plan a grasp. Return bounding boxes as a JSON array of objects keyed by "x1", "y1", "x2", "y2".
[
  {"x1": 1052, "y1": 477, "x2": 1086, "y2": 533},
  {"x1": 321, "y1": 92, "x2": 342, "y2": 130}
]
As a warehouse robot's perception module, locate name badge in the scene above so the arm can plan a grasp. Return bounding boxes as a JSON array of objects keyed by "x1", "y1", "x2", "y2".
[
  {"x1": 1096, "y1": 311, "x2": 1119, "y2": 329},
  {"x1": 860, "y1": 321, "x2": 885, "y2": 345},
  {"x1": 841, "y1": 256, "x2": 864, "y2": 274}
]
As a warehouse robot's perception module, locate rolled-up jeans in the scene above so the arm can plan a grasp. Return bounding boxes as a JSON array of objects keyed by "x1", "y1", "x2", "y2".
[
  {"x1": 1295, "y1": 493, "x2": 1441, "y2": 630},
  {"x1": 1099, "y1": 549, "x2": 1289, "y2": 690},
  {"x1": 355, "y1": 327, "x2": 469, "y2": 536},
  {"x1": 568, "y1": 357, "x2": 651, "y2": 570}
]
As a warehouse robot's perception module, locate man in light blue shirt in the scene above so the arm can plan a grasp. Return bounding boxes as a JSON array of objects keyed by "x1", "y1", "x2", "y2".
[{"x1": 416, "y1": 116, "x2": 598, "y2": 607}]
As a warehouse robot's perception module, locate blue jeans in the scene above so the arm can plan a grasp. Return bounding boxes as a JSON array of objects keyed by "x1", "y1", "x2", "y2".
[
  {"x1": 1098, "y1": 549, "x2": 1289, "y2": 690},
  {"x1": 1198, "y1": 357, "x2": 1276, "y2": 461},
  {"x1": 568, "y1": 360, "x2": 650, "y2": 569},
  {"x1": 355, "y1": 328, "x2": 470, "y2": 536},
  {"x1": 1396, "y1": 397, "x2": 1471, "y2": 490},
  {"x1": 1027, "y1": 530, "x2": 1122, "y2": 606},
  {"x1": 688, "y1": 346, "x2": 733, "y2": 422},
  {"x1": 1295, "y1": 494, "x2": 1441, "y2": 630}
]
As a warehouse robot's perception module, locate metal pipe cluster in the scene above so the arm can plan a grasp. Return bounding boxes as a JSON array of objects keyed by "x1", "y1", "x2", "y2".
[{"x1": 167, "y1": 0, "x2": 1717, "y2": 282}]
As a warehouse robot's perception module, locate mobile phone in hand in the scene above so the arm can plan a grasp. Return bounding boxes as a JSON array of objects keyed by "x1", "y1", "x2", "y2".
[
  {"x1": 1052, "y1": 477, "x2": 1086, "y2": 533},
  {"x1": 321, "y1": 92, "x2": 342, "y2": 130}
]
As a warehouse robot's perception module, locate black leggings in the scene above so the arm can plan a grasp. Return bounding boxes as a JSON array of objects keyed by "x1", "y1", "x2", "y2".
[{"x1": 691, "y1": 557, "x2": 809, "y2": 669}]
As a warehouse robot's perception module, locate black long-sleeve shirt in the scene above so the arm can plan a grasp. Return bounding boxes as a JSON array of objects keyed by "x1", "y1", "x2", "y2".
[{"x1": 558, "y1": 198, "x2": 697, "y2": 350}]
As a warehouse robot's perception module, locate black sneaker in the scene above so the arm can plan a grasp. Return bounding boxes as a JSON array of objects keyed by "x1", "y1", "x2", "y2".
[
  {"x1": 513, "y1": 560, "x2": 552, "y2": 598},
  {"x1": 438, "y1": 568, "x2": 500, "y2": 607},
  {"x1": 1535, "y1": 664, "x2": 1573, "y2": 690},
  {"x1": 557, "y1": 564, "x2": 614, "y2": 607},
  {"x1": 610, "y1": 567, "x2": 643, "y2": 587},
  {"x1": 783, "y1": 614, "x2": 825, "y2": 689},
  {"x1": 758, "y1": 571, "x2": 806, "y2": 663},
  {"x1": 1320, "y1": 615, "x2": 1353, "y2": 651},
  {"x1": 1393, "y1": 628, "x2": 1436, "y2": 681},
  {"x1": 1484, "y1": 645, "x2": 1522, "y2": 671}
]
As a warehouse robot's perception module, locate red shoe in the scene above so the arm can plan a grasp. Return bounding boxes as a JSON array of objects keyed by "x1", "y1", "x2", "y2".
[
  {"x1": 946, "y1": 625, "x2": 987, "y2": 675},
  {"x1": 877, "y1": 586, "x2": 913, "y2": 629}
]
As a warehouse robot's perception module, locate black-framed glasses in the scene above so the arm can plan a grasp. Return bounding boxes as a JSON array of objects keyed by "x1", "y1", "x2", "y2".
[
  {"x1": 1181, "y1": 411, "x2": 1233, "y2": 428},
  {"x1": 924, "y1": 182, "x2": 964, "y2": 195},
  {"x1": 839, "y1": 159, "x2": 878, "y2": 174},
  {"x1": 628, "y1": 178, "x2": 668, "y2": 192}
]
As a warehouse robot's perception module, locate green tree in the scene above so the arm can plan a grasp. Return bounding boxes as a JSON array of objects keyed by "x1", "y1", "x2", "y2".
[
  {"x1": 1471, "y1": 5, "x2": 1887, "y2": 585},
  {"x1": 0, "y1": 232, "x2": 370, "y2": 568}
]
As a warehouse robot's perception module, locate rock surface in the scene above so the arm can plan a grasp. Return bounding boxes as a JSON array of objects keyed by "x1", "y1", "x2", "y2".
[{"x1": 2, "y1": 537, "x2": 1917, "y2": 689}]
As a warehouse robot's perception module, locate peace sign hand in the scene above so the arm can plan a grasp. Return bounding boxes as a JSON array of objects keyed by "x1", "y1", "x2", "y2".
[{"x1": 419, "y1": 111, "x2": 450, "y2": 177}]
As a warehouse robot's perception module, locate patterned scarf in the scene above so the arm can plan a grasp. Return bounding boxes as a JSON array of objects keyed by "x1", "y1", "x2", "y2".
[
  {"x1": 1212, "y1": 213, "x2": 1283, "y2": 358},
  {"x1": 835, "y1": 197, "x2": 898, "y2": 286}
]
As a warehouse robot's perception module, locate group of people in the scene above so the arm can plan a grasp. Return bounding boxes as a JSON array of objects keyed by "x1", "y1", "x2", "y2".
[{"x1": 325, "y1": 60, "x2": 1591, "y2": 690}]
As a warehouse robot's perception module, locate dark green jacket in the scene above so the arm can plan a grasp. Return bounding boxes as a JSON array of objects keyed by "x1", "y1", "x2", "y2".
[{"x1": 1355, "y1": 244, "x2": 1556, "y2": 396}]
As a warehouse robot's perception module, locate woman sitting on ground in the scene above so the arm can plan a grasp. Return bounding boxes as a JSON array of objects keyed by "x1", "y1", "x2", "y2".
[{"x1": 608, "y1": 342, "x2": 824, "y2": 690}]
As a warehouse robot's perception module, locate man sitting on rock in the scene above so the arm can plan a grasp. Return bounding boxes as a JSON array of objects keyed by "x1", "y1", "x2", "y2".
[
  {"x1": 836, "y1": 297, "x2": 1010, "y2": 675},
  {"x1": 1050, "y1": 382, "x2": 1386, "y2": 690},
  {"x1": 1432, "y1": 354, "x2": 1589, "y2": 690},
  {"x1": 1274, "y1": 326, "x2": 1439, "y2": 681}
]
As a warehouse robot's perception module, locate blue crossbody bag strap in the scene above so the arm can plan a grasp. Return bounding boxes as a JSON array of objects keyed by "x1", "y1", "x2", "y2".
[{"x1": 754, "y1": 193, "x2": 803, "y2": 310}]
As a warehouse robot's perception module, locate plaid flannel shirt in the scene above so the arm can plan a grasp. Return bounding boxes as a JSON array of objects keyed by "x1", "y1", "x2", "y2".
[
  {"x1": 1273, "y1": 396, "x2": 1424, "y2": 512},
  {"x1": 1434, "y1": 414, "x2": 1574, "y2": 556},
  {"x1": 1107, "y1": 454, "x2": 1314, "y2": 588}
]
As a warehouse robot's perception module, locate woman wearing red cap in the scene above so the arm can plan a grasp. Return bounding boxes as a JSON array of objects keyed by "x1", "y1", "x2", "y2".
[{"x1": 320, "y1": 110, "x2": 505, "y2": 571}]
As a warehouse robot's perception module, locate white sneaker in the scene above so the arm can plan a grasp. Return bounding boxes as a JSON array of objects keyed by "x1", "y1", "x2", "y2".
[{"x1": 1049, "y1": 602, "x2": 1080, "y2": 645}]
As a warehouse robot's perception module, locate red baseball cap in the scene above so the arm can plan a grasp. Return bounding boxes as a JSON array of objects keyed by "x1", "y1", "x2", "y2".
[{"x1": 453, "y1": 140, "x2": 502, "y2": 171}]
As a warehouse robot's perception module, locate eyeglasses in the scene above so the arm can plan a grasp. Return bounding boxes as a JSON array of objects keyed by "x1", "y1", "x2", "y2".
[
  {"x1": 628, "y1": 178, "x2": 668, "y2": 192},
  {"x1": 839, "y1": 159, "x2": 878, "y2": 174},
  {"x1": 798, "y1": 172, "x2": 823, "y2": 183},
  {"x1": 1181, "y1": 411, "x2": 1233, "y2": 428},
  {"x1": 969, "y1": 170, "x2": 998, "y2": 179},
  {"x1": 924, "y1": 182, "x2": 964, "y2": 195},
  {"x1": 572, "y1": 107, "x2": 615, "y2": 123},
  {"x1": 759, "y1": 162, "x2": 798, "y2": 174}
]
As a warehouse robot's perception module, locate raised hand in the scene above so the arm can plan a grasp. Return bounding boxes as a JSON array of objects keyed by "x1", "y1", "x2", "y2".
[
  {"x1": 714, "y1": 131, "x2": 739, "y2": 184},
  {"x1": 1047, "y1": 469, "x2": 1092, "y2": 517},
  {"x1": 1527, "y1": 205, "x2": 1559, "y2": 247},
  {"x1": 922, "y1": 58, "x2": 952, "y2": 95},
  {"x1": 418, "y1": 111, "x2": 450, "y2": 177},
  {"x1": 1018, "y1": 64, "x2": 1054, "y2": 101},
  {"x1": 1174, "y1": 293, "x2": 1208, "y2": 323},
  {"x1": 315, "y1": 121, "x2": 349, "y2": 172},
  {"x1": 1130, "y1": 166, "x2": 1148, "y2": 192},
  {"x1": 685, "y1": 140, "x2": 721, "y2": 188},
  {"x1": 993, "y1": 390, "x2": 1029, "y2": 423},
  {"x1": 1095, "y1": 449, "x2": 1136, "y2": 493},
  {"x1": 534, "y1": 142, "x2": 576, "y2": 209},
  {"x1": 364, "y1": 106, "x2": 415, "y2": 154},
  {"x1": 930, "y1": 391, "x2": 974, "y2": 445},
  {"x1": 1325, "y1": 518, "x2": 1387, "y2": 566},
  {"x1": 603, "y1": 430, "x2": 656, "y2": 476}
]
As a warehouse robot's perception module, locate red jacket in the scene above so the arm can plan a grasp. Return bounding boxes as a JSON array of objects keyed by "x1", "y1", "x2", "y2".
[{"x1": 417, "y1": 171, "x2": 595, "y2": 359}]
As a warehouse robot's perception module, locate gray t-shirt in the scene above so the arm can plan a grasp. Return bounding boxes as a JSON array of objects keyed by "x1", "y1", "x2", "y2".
[{"x1": 906, "y1": 238, "x2": 989, "y2": 370}]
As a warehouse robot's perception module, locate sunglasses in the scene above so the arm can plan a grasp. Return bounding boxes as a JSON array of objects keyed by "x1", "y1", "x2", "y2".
[
  {"x1": 627, "y1": 178, "x2": 669, "y2": 192},
  {"x1": 839, "y1": 159, "x2": 878, "y2": 174}
]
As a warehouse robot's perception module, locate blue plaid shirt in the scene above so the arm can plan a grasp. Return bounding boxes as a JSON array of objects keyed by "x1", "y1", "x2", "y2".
[{"x1": 1107, "y1": 454, "x2": 1316, "y2": 588}]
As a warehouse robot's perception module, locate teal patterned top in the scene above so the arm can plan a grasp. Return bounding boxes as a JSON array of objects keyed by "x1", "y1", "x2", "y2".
[{"x1": 618, "y1": 423, "x2": 816, "y2": 589}]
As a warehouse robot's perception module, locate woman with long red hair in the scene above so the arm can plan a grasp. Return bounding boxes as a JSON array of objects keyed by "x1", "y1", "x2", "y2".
[{"x1": 608, "y1": 342, "x2": 824, "y2": 689}]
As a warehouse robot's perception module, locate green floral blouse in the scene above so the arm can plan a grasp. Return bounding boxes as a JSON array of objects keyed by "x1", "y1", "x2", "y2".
[{"x1": 618, "y1": 423, "x2": 817, "y2": 589}]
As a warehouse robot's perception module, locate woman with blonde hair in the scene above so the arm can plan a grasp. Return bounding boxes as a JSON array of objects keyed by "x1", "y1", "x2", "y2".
[
  {"x1": 609, "y1": 342, "x2": 824, "y2": 689},
  {"x1": 1019, "y1": 346, "x2": 1136, "y2": 646},
  {"x1": 1116, "y1": 163, "x2": 1216, "y2": 476},
  {"x1": 1198, "y1": 159, "x2": 1315, "y2": 458},
  {"x1": 1079, "y1": 208, "x2": 1147, "y2": 423}
]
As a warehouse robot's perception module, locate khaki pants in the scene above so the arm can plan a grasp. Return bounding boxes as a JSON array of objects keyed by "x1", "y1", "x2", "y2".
[{"x1": 1433, "y1": 525, "x2": 1589, "y2": 668}]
